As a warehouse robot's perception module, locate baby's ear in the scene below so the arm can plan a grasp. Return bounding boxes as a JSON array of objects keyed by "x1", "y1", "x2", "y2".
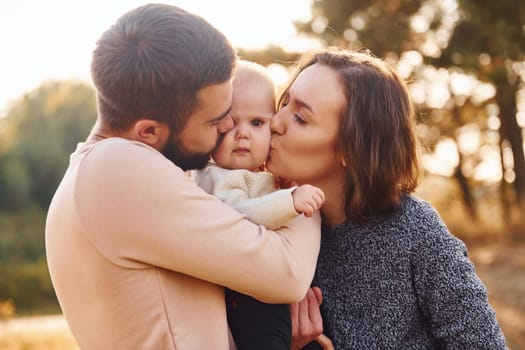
[{"x1": 133, "y1": 119, "x2": 169, "y2": 150}]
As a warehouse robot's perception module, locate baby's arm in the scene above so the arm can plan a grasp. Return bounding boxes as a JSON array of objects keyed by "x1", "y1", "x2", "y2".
[
  {"x1": 224, "y1": 187, "x2": 299, "y2": 230},
  {"x1": 292, "y1": 185, "x2": 325, "y2": 218}
]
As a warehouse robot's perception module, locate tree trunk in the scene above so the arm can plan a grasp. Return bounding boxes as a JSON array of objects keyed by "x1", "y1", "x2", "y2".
[
  {"x1": 495, "y1": 81, "x2": 525, "y2": 204},
  {"x1": 453, "y1": 145, "x2": 477, "y2": 220},
  {"x1": 498, "y1": 139, "x2": 513, "y2": 224}
]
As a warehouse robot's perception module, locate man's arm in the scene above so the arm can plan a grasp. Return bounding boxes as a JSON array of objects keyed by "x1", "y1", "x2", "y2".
[{"x1": 75, "y1": 140, "x2": 321, "y2": 303}]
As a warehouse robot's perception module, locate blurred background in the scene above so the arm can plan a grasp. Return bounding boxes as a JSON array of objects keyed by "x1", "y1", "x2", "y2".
[{"x1": 0, "y1": 0, "x2": 524, "y2": 349}]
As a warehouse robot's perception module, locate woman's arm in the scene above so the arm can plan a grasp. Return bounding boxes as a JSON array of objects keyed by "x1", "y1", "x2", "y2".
[{"x1": 411, "y1": 203, "x2": 508, "y2": 349}]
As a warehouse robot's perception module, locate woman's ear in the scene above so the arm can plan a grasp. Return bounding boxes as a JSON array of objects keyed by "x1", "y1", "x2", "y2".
[
  {"x1": 132, "y1": 119, "x2": 169, "y2": 150},
  {"x1": 336, "y1": 152, "x2": 347, "y2": 168}
]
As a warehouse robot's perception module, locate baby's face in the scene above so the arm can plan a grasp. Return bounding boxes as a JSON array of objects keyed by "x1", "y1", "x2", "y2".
[{"x1": 212, "y1": 86, "x2": 274, "y2": 171}]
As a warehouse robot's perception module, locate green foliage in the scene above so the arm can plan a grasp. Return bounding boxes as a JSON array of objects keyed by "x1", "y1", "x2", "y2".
[
  {"x1": 438, "y1": 0, "x2": 525, "y2": 71},
  {"x1": 0, "y1": 81, "x2": 96, "y2": 210},
  {"x1": 0, "y1": 81, "x2": 96, "y2": 314},
  {"x1": 439, "y1": 0, "x2": 525, "y2": 200},
  {"x1": 0, "y1": 154, "x2": 32, "y2": 210},
  {"x1": 0, "y1": 208, "x2": 46, "y2": 263},
  {"x1": 0, "y1": 207, "x2": 61, "y2": 314},
  {"x1": 296, "y1": 0, "x2": 424, "y2": 57},
  {"x1": 0, "y1": 259, "x2": 60, "y2": 313}
]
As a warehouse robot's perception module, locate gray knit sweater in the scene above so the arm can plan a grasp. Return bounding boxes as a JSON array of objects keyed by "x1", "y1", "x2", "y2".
[{"x1": 312, "y1": 195, "x2": 507, "y2": 349}]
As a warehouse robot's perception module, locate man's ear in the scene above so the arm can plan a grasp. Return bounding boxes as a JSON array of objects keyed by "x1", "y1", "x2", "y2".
[{"x1": 132, "y1": 119, "x2": 169, "y2": 150}]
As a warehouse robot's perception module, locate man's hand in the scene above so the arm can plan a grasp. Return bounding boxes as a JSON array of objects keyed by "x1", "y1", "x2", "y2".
[{"x1": 292, "y1": 185, "x2": 325, "y2": 217}]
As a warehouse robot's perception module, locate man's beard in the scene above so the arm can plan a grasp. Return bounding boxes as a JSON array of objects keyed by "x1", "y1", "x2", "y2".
[{"x1": 162, "y1": 133, "x2": 210, "y2": 171}]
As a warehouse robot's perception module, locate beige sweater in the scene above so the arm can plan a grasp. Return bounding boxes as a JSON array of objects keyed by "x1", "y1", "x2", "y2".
[
  {"x1": 193, "y1": 163, "x2": 299, "y2": 230},
  {"x1": 45, "y1": 138, "x2": 321, "y2": 350}
]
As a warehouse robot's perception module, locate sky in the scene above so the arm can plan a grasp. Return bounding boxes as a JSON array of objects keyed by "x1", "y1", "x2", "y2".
[{"x1": 0, "y1": 0, "x2": 314, "y2": 116}]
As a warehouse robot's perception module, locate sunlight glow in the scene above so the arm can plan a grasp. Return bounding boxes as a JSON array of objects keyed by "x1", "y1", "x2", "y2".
[
  {"x1": 396, "y1": 51, "x2": 423, "y2": 79},
  {"x1": 471, "y1": 83, "x2": 496, "y2": 104},
  {"x1": 267, "y1": 64, "x2": 291, "y2": 90},
  {"x1": 411, "y1": 15, "x2": 430, "y2": 33},
  {"x1": 422, "y1": 138, "x2": 458, "y2": 176},
  {"x1": 409, "y1": 82, "x2": 426, "y2": 105},
  {"x1": 450, "y1": 72, "x2": 475, "y2": 96},
  {"x1": 517, "y1": 112, "x2": 525, "y2": 127},
  {"x1": 427, "y1": 82, "x2": 451, "y2": 109},
  {"x1": 474, "y1": 145, "x2": 502, "y2": 182},
  {"x1": 350, "y1": 14, "x2": 366, "y2": 31},
  {"x1": 479, "y1": 53, "x2": 491, "y2": 66},
  {"x1": 0, "y1": 0, "x2": 314, "y2": 116},
  {"x1": 487, "y1": 115, "x2": 501, "y2": 130},
  {"x1": 457, "y1": 124, "x2": 481, "y2": 155}
]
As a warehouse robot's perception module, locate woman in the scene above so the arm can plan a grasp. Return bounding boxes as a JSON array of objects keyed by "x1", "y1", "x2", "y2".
[{"x1": 266, "y1": 48, "x2": 508, "y2": 349}]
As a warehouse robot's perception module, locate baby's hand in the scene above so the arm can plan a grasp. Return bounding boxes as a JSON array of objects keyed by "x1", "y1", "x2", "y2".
[{"x1": 292, "y1": 185, "x2": 325, "y2": 217}]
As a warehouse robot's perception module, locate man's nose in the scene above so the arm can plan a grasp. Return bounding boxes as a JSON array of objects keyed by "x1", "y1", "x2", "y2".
[{"x1": 217, "y1": 115, "x2": 234, "y2": 133}]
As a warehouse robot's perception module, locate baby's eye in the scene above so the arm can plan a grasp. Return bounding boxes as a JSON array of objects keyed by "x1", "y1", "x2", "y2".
[{"x1": 251, "y1": 119, "x2": 265, "y2": 127}]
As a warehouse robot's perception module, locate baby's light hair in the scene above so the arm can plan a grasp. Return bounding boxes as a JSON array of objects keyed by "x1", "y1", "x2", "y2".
[{"x1": 233, "y1": 60, "x2": 276, "y2": 104}]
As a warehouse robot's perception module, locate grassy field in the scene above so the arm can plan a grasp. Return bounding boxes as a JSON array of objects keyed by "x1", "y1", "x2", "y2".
[
  {"x1": 0, "y1": 315, "x2": 78, "y2": 350},
  {"x1": 469, "y1": 242, "x2": 525, "y2": 350},
  {"x1": 1, "y1": 241, "x2": 524, "y2": 350}
]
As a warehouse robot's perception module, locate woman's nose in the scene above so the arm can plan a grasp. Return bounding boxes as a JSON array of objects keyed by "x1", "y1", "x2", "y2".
[
  {"x1": 217, "y1": 115, "x2": 234, "y2": 134},
  {"x1": 270, "y1": 111, "x2": 285, "y2": 135}
]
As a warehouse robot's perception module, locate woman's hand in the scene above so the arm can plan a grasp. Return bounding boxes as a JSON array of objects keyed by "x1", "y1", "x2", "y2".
[
  {"x1": 290, "y1": 287, "x2": 331, "y2": 350},
  {"x1": 316, "y1": 334, "x2": 334, "y2": 350}
]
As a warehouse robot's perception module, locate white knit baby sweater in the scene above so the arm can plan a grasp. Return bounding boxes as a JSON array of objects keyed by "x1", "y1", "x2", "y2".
[{"x1": 193, "y1": 163, "x2": 299, "y2": 230}]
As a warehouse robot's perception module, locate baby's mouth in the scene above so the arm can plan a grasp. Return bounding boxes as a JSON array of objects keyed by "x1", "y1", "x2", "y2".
[{"x1": 233, "y1": 147, "x2": 250, "y2": 154}]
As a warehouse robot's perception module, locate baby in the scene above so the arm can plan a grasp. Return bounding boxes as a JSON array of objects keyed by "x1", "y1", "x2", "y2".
[{"x1": 194, "y1": 60, "x2": 325, "y2": 350}]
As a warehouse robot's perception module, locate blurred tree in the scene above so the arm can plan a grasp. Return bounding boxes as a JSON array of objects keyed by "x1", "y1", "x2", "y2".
[
  {"x1": 294, "y1": 0, "x2": 426, "y2": 58},
  {"x1": 0, "y1": 81, "x2": 96, "y2": 314},
  {"x1": 0, "y1": 81, "x2": 96, "y2": 210},
  {"x1": 433, "y1": 0, "x2": 525, "y2": 204}
]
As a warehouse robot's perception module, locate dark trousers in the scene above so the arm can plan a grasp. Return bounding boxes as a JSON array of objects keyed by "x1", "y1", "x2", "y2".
[{"x1": 226, "y1": 288, "x2": 291, "y2": 350}]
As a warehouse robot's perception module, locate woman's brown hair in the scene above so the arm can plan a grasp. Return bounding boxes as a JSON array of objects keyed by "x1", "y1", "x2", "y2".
[{"x1": 279, "y1": 48, "x2": 421, "y2": 220}]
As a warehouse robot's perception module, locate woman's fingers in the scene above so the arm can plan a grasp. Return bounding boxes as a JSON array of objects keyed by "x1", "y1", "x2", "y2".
[
  {"x1": 317, "y1": 334, "x2": 334, "y2": 350},
  {"x1": 304, "y1": 288, "x2": 323, "y2": 335},
  {"x1": 290, "y1": 287, "x2": 325, "y2": 349},
  {"x1": 312, "y1": 286, "x2": 323, "y2": 305}
]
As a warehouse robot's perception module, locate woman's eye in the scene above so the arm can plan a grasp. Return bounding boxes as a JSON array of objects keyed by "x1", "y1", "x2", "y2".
[{"x1": 294, "y1": 114, "x2": 306, "y2": 125}]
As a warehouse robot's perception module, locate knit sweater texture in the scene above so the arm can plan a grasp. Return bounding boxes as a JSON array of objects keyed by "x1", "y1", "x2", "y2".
[{"x1": 312, "y1": 195, "x2": 507, "y2": 349}]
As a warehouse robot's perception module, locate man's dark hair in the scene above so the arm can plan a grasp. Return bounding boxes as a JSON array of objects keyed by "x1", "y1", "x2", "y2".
[{"x1": 91, "y1": 3, "x2": 237, "y2": 133}]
